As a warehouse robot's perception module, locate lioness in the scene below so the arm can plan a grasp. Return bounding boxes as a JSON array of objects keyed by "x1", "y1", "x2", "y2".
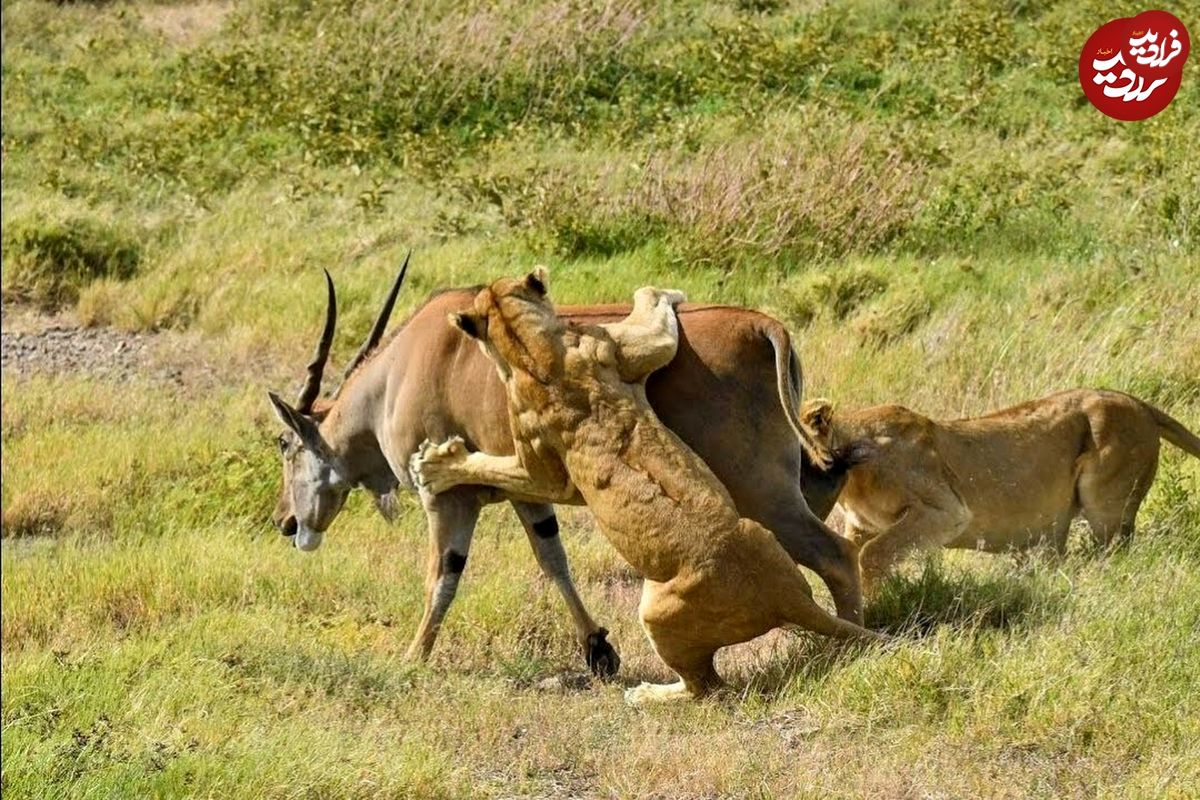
[
  {"x1": 410, "y1": 269, "x2": 882, "y2": 704},
  {"x1": 802, "y1": 389, "x2": 1200, "y2": 591}
]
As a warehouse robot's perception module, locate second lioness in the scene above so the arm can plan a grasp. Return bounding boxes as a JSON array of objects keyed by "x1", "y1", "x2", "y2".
[
  {"x1": 411, "y1": 270, "x2": 882, "y2": 704},
  {"x1": 802, "y1": 389, "x2": 1200, "y2": 592}
]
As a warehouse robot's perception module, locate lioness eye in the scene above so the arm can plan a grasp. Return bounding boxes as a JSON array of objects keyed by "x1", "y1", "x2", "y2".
[{"x1": 277, "y1": 435, "x2": 288, "y2": 453}]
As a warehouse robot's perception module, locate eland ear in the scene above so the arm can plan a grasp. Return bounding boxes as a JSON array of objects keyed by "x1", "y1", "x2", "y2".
[
  {"x1": 267, "y1": 391, "x2": 328, "y2": 455},
  {"x1": 449, "y1": 311, "x2": 487, "y2": 340},
  {"x1": 525, "y1": 265, "x2": 549, "y2": 296},
  {"x1": 268, "y1": 391, "x2": 301, "y2": 430}
]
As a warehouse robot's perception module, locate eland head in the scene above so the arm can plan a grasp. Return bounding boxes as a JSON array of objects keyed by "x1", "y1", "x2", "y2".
[{"x1": 268, "y1": 253, "x2": 409, "y2": 550}]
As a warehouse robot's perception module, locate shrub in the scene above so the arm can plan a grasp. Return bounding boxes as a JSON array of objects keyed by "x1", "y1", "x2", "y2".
[
  {"x1": 782, "y1": 266, "x2": 890, "y2": 327},
  {"x1": 1, "y1": 215, "x2": 141, "y2": 310},
  {"x1": 642, "y1": 129, "x2": 924, "y2": 265},
  {"x1": 853, "y1": 286, "x2": 934, "y2": 348},
  {"x1": 171, "y1": 0, "x2": 650, "y2": 169}
]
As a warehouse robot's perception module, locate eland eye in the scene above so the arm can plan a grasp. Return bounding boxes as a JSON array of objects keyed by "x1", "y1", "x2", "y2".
[{"x1": 277, "y1": 435, "x2": 288, "y2": 453}]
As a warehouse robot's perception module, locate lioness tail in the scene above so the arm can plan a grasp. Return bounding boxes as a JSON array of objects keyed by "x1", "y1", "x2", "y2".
[{"x1": 1145, "y1": 402, "x2": 1200, "y2": 458}]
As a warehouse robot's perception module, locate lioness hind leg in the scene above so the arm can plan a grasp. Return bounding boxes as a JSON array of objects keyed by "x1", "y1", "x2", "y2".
[
  {"x1": 768, "y1": 560, "x2": 887, "y2": 644},
  {"x1": 1077, "y1": 405, "x2": 1162, "y2": 548},
  {"x1": 1078, "y1": 453, "x2": 1157, "y2": 548},
  {"x1": 630, "y1": 583, "x2": 722, "y2": 705}
]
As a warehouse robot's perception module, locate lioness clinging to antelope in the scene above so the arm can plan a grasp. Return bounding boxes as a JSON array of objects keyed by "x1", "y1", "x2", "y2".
[
  {"x1": 802, "y1": 389, "x2": 1200, "y2": 593},
  {"x1": 409, "y1": 268, "x2": 883, "y2": 705},
  {"x1": 267, "y1": 263, "x2": 863, "y2": 681}
]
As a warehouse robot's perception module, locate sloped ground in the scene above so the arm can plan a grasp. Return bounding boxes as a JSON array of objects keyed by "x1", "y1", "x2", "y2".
[{"x1": 1, "y1": 305, "x2": 290, "y2": 391}]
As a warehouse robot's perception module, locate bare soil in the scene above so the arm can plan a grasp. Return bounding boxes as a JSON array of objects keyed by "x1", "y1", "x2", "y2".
[
  {"x1": 0, "y1": 304, "x2": 275, "y2": 389},
  {"x1": 2, "y1": 308, "x2": 163, "y2": 381}
]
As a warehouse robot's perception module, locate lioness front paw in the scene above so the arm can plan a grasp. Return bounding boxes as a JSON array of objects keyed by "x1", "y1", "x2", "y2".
[{"x1": 409, "y1": 436, "x2": 469, "y2": 495}]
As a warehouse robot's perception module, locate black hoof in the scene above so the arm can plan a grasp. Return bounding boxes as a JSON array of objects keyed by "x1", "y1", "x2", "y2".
[{"x1": 585, "y1": 628, "x2": 620, "y2": 678}]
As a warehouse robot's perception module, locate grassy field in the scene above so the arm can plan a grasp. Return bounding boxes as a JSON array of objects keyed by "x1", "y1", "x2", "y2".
[{"x1": 3, "y1": 0, "x2": 1199, "y2": 797}]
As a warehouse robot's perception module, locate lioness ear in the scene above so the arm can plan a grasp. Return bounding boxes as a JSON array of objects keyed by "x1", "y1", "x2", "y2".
[
  {"x1": 525, "y1": 265, "x2": 549, "y2": 296},
  {"x1": 801, "y1": 398, "x2": 834, "y2": 437},
  {"x1": 449, "y1": 311, "x2": 487, "y2": 340}
]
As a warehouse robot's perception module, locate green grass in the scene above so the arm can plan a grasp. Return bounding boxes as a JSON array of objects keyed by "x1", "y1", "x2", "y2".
[{"x1": 3, "y1": 0, "x2": 1200, "y2": 796}]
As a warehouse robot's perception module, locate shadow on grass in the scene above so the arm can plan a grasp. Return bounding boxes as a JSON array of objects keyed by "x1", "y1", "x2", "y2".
[
  {"x1": 738, "y1": 557, "x2": 1073, "y2": 700},
  {"x1": 864, "y1": 556, "x2": 1070, "y2": 636}
]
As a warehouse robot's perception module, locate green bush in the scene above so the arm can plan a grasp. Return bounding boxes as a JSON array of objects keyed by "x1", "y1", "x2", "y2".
[
  {"x1": 785, "y1": 266, "x2": 890, "y2": 326},
  {"x1": 853, "y1": 286, "x2": 934, "y2": 348},
  {"x1": 1, "y1": 215, "x2": 140, "y2": 310}
]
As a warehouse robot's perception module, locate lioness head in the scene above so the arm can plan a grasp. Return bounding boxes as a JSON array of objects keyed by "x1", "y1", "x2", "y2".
[{"x1": 449, "y1": 266, "x2": 562, "y2": 380}]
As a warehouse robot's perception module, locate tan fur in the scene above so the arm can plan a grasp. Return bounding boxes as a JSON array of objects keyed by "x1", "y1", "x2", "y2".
[
  {"x1": 802, "y1": 390, "x2": 1200, "y2": 593},
  {"x1": 410, "y1": 271, "x2": 883, "y2": 704}
]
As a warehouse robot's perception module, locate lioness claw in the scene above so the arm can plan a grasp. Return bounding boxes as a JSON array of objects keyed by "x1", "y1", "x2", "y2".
[{"x1": 410, "y1": 436, "x2": 469, "y2": 494}]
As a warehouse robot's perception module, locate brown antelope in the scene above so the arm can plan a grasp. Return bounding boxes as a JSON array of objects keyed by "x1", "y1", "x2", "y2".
[{"x1": 268, "y1": 259, "x2": 865, "y2": 677}]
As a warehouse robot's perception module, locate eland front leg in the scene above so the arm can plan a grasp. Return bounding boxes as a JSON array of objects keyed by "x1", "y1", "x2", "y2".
[
  {"x1": 405, "y1": 487, "x2": 483, "y2": 663},
  {"x1": 511, "y1": 501, "x2": 620, "y2": 678}
]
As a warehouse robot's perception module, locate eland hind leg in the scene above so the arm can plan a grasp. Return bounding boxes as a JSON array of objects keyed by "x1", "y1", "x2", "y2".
[{"x1": 751, "y1": 475, "x2": 864, "y2": 624}]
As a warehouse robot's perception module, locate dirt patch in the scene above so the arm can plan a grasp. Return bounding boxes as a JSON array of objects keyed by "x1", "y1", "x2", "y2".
[
  {"x1": 0, "y1": 305, "x2": 281, "y2": 390},
  {"x1": 2, "y1": 322, "x2": 160, "y2": 382}
]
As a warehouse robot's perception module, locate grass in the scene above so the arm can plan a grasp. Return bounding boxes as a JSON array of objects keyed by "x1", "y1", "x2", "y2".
[{"x1": 3, "y1": 0, "x2": 1200, "y2": 796}]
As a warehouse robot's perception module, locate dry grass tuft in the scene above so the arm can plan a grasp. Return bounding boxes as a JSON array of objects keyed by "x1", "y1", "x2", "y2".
[
  {"x1": 639, "y1": 128, "x2": 924, "y2": 265},
  {"x1": 853, "y1": 286, "x2": 934, "y2": 348},
  {"x1": 514, "y1": 125, "x2": 925, "y2": 266},
  {"x1": 1, "y1": 491, "x2": 73, "y2": 539}
]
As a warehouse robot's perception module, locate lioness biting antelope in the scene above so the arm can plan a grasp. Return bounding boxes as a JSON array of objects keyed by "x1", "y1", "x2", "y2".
[
  {"x1": 802, "y1": 390, "x2": 1200, "y2": 592},
  {"x1": 409, "y1": 269, "x2": 883, "y2": 704}
]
